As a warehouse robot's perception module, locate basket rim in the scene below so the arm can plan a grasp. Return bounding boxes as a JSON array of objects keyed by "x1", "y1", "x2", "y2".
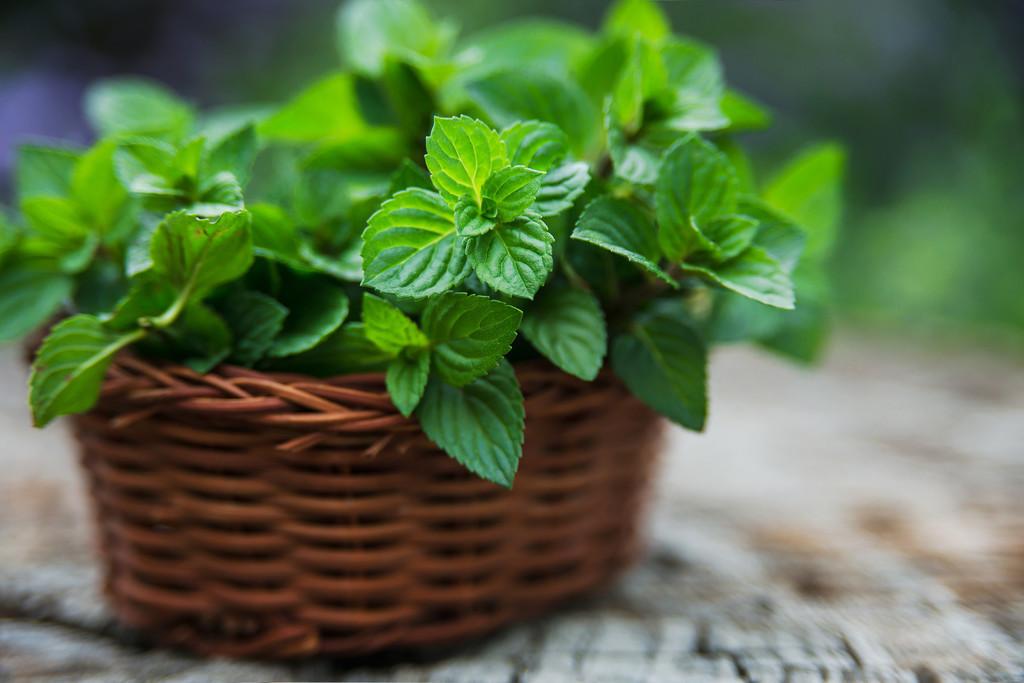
[{"x1": 87, "y1": 353, "x2": 621, "y2": 449}]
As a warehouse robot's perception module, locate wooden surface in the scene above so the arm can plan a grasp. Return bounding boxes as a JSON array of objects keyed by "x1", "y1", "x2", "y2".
[{"x1": 1, "y1": 335, "x2": 1021, "y2": 682}]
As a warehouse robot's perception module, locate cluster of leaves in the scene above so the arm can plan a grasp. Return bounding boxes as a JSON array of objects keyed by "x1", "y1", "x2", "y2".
[{"x1": 1, "y1": 0, "x2": 843, "y2": 487}]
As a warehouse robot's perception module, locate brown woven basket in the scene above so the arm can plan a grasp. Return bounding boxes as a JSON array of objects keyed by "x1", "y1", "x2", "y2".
[{"x1": 71, "y1": 355, "x2": 663, "y2": 658}]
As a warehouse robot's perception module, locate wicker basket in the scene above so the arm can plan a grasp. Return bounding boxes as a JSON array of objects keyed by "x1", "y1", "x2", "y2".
[{"x1": 71, "y1": 355, "x2": 663, "y2": 658}]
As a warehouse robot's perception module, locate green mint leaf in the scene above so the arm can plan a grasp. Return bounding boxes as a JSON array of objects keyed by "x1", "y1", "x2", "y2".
[
  {"x1": 739, "y1": 198, "x2": 806, "y2": 273},
  {"x1": 572, "y1": 197, "x2": 674, "y2": 284},
  {"x1": 421, "y1": 291, "x2": 522, "y2": 387},
  {"x1": 193, "y1": 171, "x2": 245, "y2": 216},
  {"x1": 218, "y1": 290, "x2": 289, "y2": 366},
  {"x1": 29, "y1": 315, "x2": 145, "y2": 427},
  {"x1": 248, "y1": 203, "x2": 308, "y2": 271},
  {"x1": 721, "y1": 90, "x2": 772, "y2": 132},
  {"x1": 425, "y1": 115, "x2": 508, "y2": 206},
  {"x1": 699, "y1": 214, "x2": 760, "y2": 263},
  {"x1": 763, "y1": 143, "x2": 845, "y2": 260},
  {"x1": 685, "y1": 246, "x2": 795, "y2": 309},
  {"x1": 16, "y1": 144, "x2": 79, "y2": 203},
  {"x1": 464, "y1": 71, "x2": 598, "y2": 156},
  {"x1": 386, "y1": 350, "x2": 430, "y2": 417},
  {"x1": 607, "y1": 122, "x2": 660, "y2": 186},
  {"x1": 114, "y1": 138, "x2": 182, "y2": 199},
  {"x1": 500, "y1": 121, "x2": 569, "y2": 172},
  {"x1": 20, "y1": 196, "x2": 98, "y2": 274},
  {"x1": 466, "y1": 213, "x2": 554, "y2": 299},
  {"x1": 655, "y1": 134, "x2": 738, "y2": 261},
  {"x1": 454, "y1": 196, "x2": 498, "y2": 237},
  {"x1": 362, "y1": 293, "x2": 429, "y2": 354},
  {"x1": 534, "y1": 161, "x2": 590, "y2": 217},
  {"x1": 611, "y1": 37, "x2": 666, "y2": 132},
  {"x1": 604, "y1": 0, "x2": 671, "y2": 43},
  {"x1": 85, "y1": 78, "x2": 193, "y2": 138},
  {"x1": 165, "y1": 303, "x2": 232, "y2": 373},
  {"x1": 298, "y1": 240, "x2": 363, "y2": 283},
  {"x1": 71, "y1": 141, "x2": 132, "y2": 238},
  {"x1": 104, "y1": 277, "x2": 176, "y2": 331},
  {"x1": 521, "y1": 285, "x2": 607, "y2": 381},
  {"x1": 759, "y1": 264, "x2": 830, "y2": 363},
  {"x1": 266, "y1": 322, "x2": 393, "y2": 376},
  {"x1": 204, "y1": 124, "x2": 257, "y2": 186},
  {"x1": 482, "y1": 165, "x2": 544, "y2": 221},
  {"x1": 149, "y1": 209, "x2": 253, "y2": 299},
  {"x1": 267, "y1": 275, "x2": 350, "y2": 358},
  {"x1": 417, "y1": 359, "x2": 524, "y2": 487},
  {"x1": 0, "y1": 267, "x2": 72, "y2": 342},
  {"x1": 259, "y1": 74, "x2": 371, "y2": 144},
  {"x1": 612, "y1": 302, "x2": 707, "y2": 430},
  {"x1": 454, "y1": 20, "x2": 594, "y2": 85},
  {"x1": 336, "y1": 0, "x2": 450, "y2": 77},
  {"x1": 659, "y1": 39, "x2": 729, "y2": 132},
  {"x1": 361, "y1": 188, "x2": 471, "y2": 298}
]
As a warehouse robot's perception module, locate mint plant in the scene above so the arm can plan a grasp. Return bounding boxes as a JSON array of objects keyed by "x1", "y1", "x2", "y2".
[{"x1": 1, "y1": 0, "x2": 843, "y2": 487}]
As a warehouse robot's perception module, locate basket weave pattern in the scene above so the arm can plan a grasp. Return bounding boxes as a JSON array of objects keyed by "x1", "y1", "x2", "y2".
[{"x1": 72, "y1": 357, "x2": 663, "y2": 658}]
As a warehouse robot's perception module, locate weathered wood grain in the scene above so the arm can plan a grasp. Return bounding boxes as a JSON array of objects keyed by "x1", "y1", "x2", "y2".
[{"x1": 0, "y1": 334, "x2": 1021, "y2": 682}]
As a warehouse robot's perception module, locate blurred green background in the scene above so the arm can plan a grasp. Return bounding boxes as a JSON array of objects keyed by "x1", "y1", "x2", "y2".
[{"x1": 2, "y1": 0, "x2": 1021, "y2": 348}]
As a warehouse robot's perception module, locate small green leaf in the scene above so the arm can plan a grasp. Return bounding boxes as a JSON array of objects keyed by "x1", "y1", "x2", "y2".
[
  {"x1": 149, "y1": 210, "x2": 253, "y2": 298},
  {"x1": 417, "y1": 359, "x2": 524, "y2": 487},
  {"x1": 658, "y1": 38, "x2": 729, "y2": 132},
  {"x1": 721, "y1": 89, "x2": 772, "y2": 131},
  {"x1": 685, "y1": 246, "x2": 795, "y2": 309},
  {"x1": 425, "y1": 115, "x2": 508, "y2": 205},
  {"x1": 218, "y1": 290, "x2": 289, "y2": 366},
  {"x1": 421, "y1": 292, "x2": 522, "y2": 387},
  {"x1": 248, "y1": 203, "x2": 307, "y2": 270},
  {"x1": 16, "y1": 144, "x2": 79, "y2": 203},
  {"x1": 165, "y1": 303, "x2": 232, "y2": 373},
  {"x1": 482, "y1": 165, "x2": 544, "y2": 221},
  {"x1": 521, "y1": 285, "x2": 606, "y2": 380},
  {"x1": 500, "y1": 121, "x2": 569, "y2": 172},
  {"x1": 612, "y1": 302, "x2": 707, "y2": 430},
  {"x1": 763, "y1": 143, "x2": 845, "y2": 260},
  {"x1": 534, "y1": 161, "x2": 590, "y2": 217},
  {"x1": 85, "y1": 78, "x2": 193, "y2": 138},
  {"x1": 387, "y1": 350, "x2": 430, "y2": 416},
  {"x1": 453, "y1": 20, "x2": 593, "y2": 85},
  {"x1": 361, "y1": 188, "x2": 471, "y2": 298},
  {"x1": 572, "y1": 197, "x2": 674, "y2": 284},
  {"x1": 466, "y1": 213, "x2": 554, "y2": 299},
  {"x1": 267, "y1": 276, "x2": 350, "y2": 357},
  {"x1": 700, "y1": 214, "x2": 759, "y2": 263},
  {"x1": 655, "y1": 135, "x2": 738, "y2": 261},
  {"x1": 604, "y1": 0, "x2": 671, "y2": 43},
  {"x1": 71, "y1": 141, "x2": 132, "y2": 237},
  {"x1": 19, "y1": 196, "x2": 97, "y2": 273},
  {"x1": 104, "y1": 277, "x2": 176, "y2": 331},
  {"x1": 259, "y1": 73, "x2": 370, "y2": 144},
  {"x1": 465, "y1": 71, "x2": 598, "y2": 156},
  {"x1": 740, "y1": 198, "x2": 806, "y2": 273},
  {"x1": 362, "y1": 293, "x2": 429, "y2": 354},
  {"x1": 454, "y1": 196, "x2": 498, "y2": 237},
  {"x1": 0, "y1": 267, "x2": 72, "y2": 342},
  {"x1": 29, "y1": 315, "x2": 145, "y2": 427},
  {"x1": 336, "y1": 0, "x2": 450, "y2": 77},
  {"x1": 204, "y1": 124, "x2": 257, "y2": 186},
  {"x1": 611, "y1": 37, "x2": 666, "y2": 131},
  {"x1": 266, "y1": 322, "x2": 392, "y2": 376}
]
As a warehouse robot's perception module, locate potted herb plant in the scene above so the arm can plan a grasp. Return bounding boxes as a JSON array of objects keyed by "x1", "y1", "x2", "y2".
[{"x1": 0, "y1": 0, "x2": 843, "y2": 659}]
